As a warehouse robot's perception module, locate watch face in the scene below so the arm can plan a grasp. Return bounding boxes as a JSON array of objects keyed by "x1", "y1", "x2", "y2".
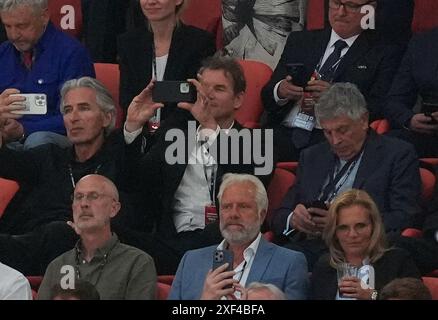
[{"x1": 371, "y1": 290, "x2": 378, "y2": 300}]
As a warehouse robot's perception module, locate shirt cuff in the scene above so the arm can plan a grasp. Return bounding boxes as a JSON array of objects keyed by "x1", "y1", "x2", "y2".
[
  {"x1": 123, "y1": 123, "x2": 143, "y2": 144},
  {"x1": 283, "y1": 211, "x2": 296, "y2": 236},
  {"x1": 274, "y1": 81, "x2": 290, "y2": 106}
]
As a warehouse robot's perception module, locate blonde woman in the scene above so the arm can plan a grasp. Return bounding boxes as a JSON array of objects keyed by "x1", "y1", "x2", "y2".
[{"x1": 311, "y1": 189, "x2": 420, "y2": 300}]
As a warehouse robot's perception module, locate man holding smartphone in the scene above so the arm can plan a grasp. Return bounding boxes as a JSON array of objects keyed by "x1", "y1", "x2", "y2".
[
  {"x1": 168, "y1": 173, "x2": 308, "y2": 300},
  {"x1": 383, "y1": 28, "x2": 438, "y2": 158},
  {"x1": 261, "y1": 0, "x2": 402, "y2": 161}
]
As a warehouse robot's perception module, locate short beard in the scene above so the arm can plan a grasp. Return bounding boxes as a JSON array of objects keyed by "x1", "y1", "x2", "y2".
[{"x1": 220, "y1": 223, "x2": 260, "y2": 245}]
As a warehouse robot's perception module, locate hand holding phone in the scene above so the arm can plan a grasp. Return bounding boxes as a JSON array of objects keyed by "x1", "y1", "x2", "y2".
[
  {"x1": 10, "y1": 93, "x2": 47, "y2": 115},
  {"x1": 422, "y1": 102, "x2": 438, "y2": 124}
]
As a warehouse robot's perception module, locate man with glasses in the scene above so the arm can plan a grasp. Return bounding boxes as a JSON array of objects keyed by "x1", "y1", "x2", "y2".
[
  {"x1": 37, "y1": 174, "x2": 157, "y2": 300},
  {"x1": 262, "y1": 0, "x2": 404, "y2": 161}
]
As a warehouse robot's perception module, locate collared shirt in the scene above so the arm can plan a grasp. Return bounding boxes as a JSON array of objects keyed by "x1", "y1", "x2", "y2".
[
  {"x1": 0, "y1": 22, "x2": 95, "y2": 135},
  {"x1": 0, "y1": 262, "x2": 32, "y2": 300},
  {"x1": 37, "y1": 234, "x2": 157, "y2": 300},
  {"x1": 217, "y1": 232, "x2": 262, "y2": 291},
  {"x1": 173, "y1": 122, "x2": 234, "y2": 232},
  {"x1": 275, "y1": 30, "x2": 360, "y2": 129}
]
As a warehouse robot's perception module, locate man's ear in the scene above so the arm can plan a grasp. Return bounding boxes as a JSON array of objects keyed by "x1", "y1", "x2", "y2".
[
  {"x1": 41, "y1": 8, "x2": 50, "y2": 25},
  {"x1": 110, "y1": 200, "x2": 121, "y2": 218},
  {"x1": 233, "y1": 92, "x2": 245, "y2": 111},
  {"x1": 259, "y1": 209, "x2": 267, "y2": 225}
]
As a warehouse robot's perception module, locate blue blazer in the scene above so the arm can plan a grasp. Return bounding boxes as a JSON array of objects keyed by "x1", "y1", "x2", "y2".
[{"x1": 168, "y1": 237, "x2": 309, "y2": 300}]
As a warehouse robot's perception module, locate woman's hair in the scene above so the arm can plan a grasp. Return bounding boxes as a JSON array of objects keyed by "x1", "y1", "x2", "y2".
[
  {"x1": 60, "y1": 77, "x2": 116, "y2": 136},
  {"x1": 50, "y1": 279, "x2": 100, "y2": 300},
  {"x1": 323, "y1": 189, "x2": 387, "y2": 267}
]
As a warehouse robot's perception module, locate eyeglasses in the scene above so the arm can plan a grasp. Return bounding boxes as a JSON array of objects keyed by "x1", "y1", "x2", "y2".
[
  {"x1": 336, "y1": 222, "x2": 371, "y2": 234},
  {"x1": 72, "y1": 192, "x2": 112, "y2": 202},
  {"x1": 329, "y1": 0, "x2": 376, "y2": 13}
]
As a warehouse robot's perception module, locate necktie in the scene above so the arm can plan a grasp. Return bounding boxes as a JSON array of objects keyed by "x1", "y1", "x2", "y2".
[
  {"x1": 318, "y1": 40, "x2": 348, "y2": 81},
  {"x1": 23, "y1": 51, "x2": 33, "y2": 69}
]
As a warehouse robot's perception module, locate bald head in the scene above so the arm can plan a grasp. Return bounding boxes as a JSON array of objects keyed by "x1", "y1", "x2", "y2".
[{"x1": 76, "y1": 174, "x2": 119, "y2": 201}]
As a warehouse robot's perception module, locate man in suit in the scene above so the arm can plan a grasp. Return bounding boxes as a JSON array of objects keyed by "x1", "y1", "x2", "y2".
[
  {"x1": 168, "y1": 173, "x2": 308, "y2": 300},
  {"x1": 261, "y1": 0, "x2": 402, "y2": 161},
  {"x1": 271, "y1": 83, "x2": 421, "y2": 270},
  {"x1": 120, "y1": 55, "x2": 274, "y2": 275},
  {"x1": 383, "y1": 28, "x2": 438, "y2": 158}
]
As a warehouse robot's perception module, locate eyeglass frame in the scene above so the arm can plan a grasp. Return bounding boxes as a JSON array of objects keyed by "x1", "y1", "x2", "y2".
[
  {"x1": 71, "y1": 192, "x2": 115, "y2": 203},
  {"x1": 328, "y1": 0, "x2": 376, "y2": 13},
  {"x1": 335, "y1": 221, "x2": 372, "y2": 235}
]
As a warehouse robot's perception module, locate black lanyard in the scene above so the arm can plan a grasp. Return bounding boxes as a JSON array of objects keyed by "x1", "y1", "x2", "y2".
[{"x1": 68, "y1": 164, "x2": 102, "y2": 189}]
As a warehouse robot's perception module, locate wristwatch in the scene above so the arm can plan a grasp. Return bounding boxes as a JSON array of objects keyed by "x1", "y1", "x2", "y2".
[{"x1": 371, "y1": 289, "x2": 378, "y2": 300}]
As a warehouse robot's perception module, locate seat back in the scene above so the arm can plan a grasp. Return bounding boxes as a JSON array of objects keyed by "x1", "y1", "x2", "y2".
[
  {"x1": 267, "y1": 167, "x2": 296, "y2": 223},
  {"x1": 412, "y1": 0, "x2": 438, "y2": 33},
  {"x1": 181, "y1": 0, "x2": 222, "y2": 49},
  {"x1": 422, "y1": 277, "x2": 438, "y2": 300},
  {"x1": 306, "y1": 0, "x2": 326, "y2": 31},
  {"x1": 420, "y1": 167, "x2": 436, "y2": 201},
  {"x1": 157, "y1": 275, "x2": 175, "y2": 286},
  {"x1": 0, "y1": 178, "x2": 19, "y2": 218},
  {"x1": 94, "y1": 63, "x2": 123, "y2": 128},
  {"x1": 156, "y1": 281, "x2": 172, "y2": 300},
  {"x1": 48, "y1": 0, "x2": 82, "y2": 39},
  {"x1": 369, "y1": 119, "x2": 390, "y2": 135},
  {"x1": 235, "y1": 60, "x2": 273, "y2": 128}
]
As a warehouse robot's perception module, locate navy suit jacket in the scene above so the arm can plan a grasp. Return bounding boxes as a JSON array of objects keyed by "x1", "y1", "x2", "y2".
[
  {"x1": 383, "y1": 28, "x2": 438, "y2": 128},
  {"x1": 168, "y1": 236, "x2": 309, "y2": 300},
  {"x1": 262, "y1": 28, "x2": 403, "y2": 124},
  {"x1": 271, "y1": 131, "x2": 421, "y2": 236}
]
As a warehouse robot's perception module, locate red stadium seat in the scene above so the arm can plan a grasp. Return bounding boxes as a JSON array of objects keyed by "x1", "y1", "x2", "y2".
[
  {"x1": 370, "y1": 119, "x2": 390, "y2": 134},
  {"x1": 94, "y1": 63, "x2": 123, "y2": 129},
  {"x1": 0, "y1": 178, "x2": 19, "y2": 218},
  {"x1": 156, "y1": 282, "x2": 171, "y2": 300},
  {"x1": 411, "y1": 0, "x2": 438, "y2": 33},
  {"x1": 419, "y1": 167, "x2": 436, "y2": 201},
  {"x1": 422, "y1": 277, "x2": 438, "y2": 300},
  {"x1": 157, "y1": 275, "x2": 175, "y2": 286},
  {"x1": 306, "y1": 0, "x2": 326, "y2": 31},
  {"x1": 235, "y1": 60, "x2": 273, "y2": 128}
]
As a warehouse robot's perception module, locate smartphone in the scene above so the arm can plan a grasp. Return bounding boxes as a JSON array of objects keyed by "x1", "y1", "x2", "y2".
[
  {"x1": 212, "y1": 249, "x2": 234, "y2": 288},
  {"x1": 10, "y1": 93, "x2": 47, "y2": 115},
  {"x1": 152, "y1": 81, "x2": 197, "y2": 103},
  {"x1": 423, "y1": 101, "x2": 438, "y2": 124},
  {"x1": 286, "y1": 63, "x2": 307, "y2": 87},
  {"x1": 304, "y1": 200, "x2": 328, "y2": 210}
]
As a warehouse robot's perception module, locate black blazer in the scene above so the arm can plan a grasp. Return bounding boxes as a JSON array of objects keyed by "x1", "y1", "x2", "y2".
[
  {"x1": 383, "y1": 28, "x2": 438, "y2": 128},
  {"x1": 261, "y1": 28, "x2": 403, "y2": 123},
  {"x1": 117, "y1": 23, "x2": 216, "y2": 122},
  {"x1": 271, "y1": 131, "x2": 421, "y2": 236},
  {"x1": 311, "y1": 249, "x2": 421, "y2": 300}
]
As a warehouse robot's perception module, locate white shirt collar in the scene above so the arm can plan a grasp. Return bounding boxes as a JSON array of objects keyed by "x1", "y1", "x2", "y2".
[
  {"x1": 328, "y1": 29, "x2": 360, "y2": 50},
  {"x1": 217, "y1": 232, "x2": 262, "y2": 263}
]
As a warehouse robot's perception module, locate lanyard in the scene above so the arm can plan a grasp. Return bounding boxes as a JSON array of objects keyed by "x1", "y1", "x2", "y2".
[
  {"x1": 203, "y1": 161, "x2": 217, "y2": 205},
  {"x1": 68, "y1": 164, "x2": 102, "y2": 189},
  {"x1": 151, "y1": 40, "x2": 161, "y2": 122}
]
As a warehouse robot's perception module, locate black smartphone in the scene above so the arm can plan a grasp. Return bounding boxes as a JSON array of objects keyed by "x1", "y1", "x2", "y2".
[
  {"x1": 304, "y1": 200, "x2": 328, "y2": 211},
  {"x1": 286, "y1": 63, "x2": 307, "y2": 87},
  {"x1": 422, "y1": 101, "x2": 438, "y2": 124},
  {"x1": 212, "y1": 250, "x2": 234, "y2": 288},
  {"x1": 152, "y1": 81, "x2": 197, "y2": 103}
]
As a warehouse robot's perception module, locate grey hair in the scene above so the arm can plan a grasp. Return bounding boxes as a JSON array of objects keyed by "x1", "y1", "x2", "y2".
[
  {"x1": 217, "y1": 173, "x2": 268, "y2": 217},
  {"x1": 246, "y1": 282, "x2": 286, "y2": 300},
  {"x1": 60, "y1": 77, "x2": 116, "y2": 136},
  {"x1": 315, "y1": 82, "x2": 368, "y2": 122},
  {"x1": 0, "y1": 0, "x2": 48, "y2": 12}
]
